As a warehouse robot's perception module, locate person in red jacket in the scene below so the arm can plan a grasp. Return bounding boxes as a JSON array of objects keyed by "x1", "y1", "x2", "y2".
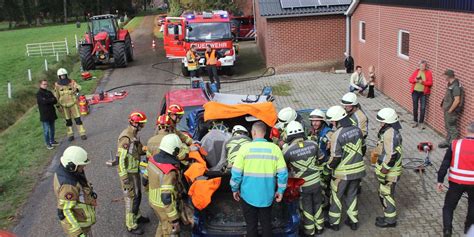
[
  {"x1": 408, "y1": 60, "x2": 433, "y2": 129},
  {"x1": 437, "y1": 122, "x2": 474, "y2": 237}
]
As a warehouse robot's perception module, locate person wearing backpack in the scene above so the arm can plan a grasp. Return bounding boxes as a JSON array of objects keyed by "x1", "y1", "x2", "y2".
[{"x1": 439, "y1": 69, "x2": 464, "y2": 149}]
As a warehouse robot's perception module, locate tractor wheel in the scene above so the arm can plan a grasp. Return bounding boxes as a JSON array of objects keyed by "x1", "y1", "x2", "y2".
[
  {"x1": 224, "y1": 66, "x2": 234, "y2": 76},
  {"x1": 125, "y1": 35, "x2": 134, "y2": 62},
  {"x1": 79, "y1": 45, "x2": 95, "y2": 70},
  {"x1": 113, "y1": 42, "x2": 128, "y2": 68},
  {"x1": 181, "y1": 63, "x2": 190, "y2": 77}
]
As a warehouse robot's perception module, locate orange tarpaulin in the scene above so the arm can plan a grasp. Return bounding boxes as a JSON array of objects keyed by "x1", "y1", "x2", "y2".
[
  {"x1": 203, "y1": 101, "x2": 277, "y2": 127},
  {"x1": 184, "y1": 150, "x2": 221, "y2": 210}
]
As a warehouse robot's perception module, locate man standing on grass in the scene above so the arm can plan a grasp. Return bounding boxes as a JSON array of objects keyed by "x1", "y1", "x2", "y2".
[
  {"x1": 230, "y1": 121, "x2": 288, "y2": 237},
  {"x1": 37, "y1": 79, "x2": 59, "y2": 149}
]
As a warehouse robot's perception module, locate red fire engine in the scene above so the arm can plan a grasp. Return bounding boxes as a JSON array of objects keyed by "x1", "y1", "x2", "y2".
[
  {"x1": 231, "y1": 15, "x2": 255, "y2": 40},
  {"x1": 163, "y1": 10, "x2": 237, "y2": 76}
]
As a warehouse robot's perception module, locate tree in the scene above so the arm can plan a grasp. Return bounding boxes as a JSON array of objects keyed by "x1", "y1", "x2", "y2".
[{"x1": 3, "y1": 0, "x2": 23, "y2": 28}]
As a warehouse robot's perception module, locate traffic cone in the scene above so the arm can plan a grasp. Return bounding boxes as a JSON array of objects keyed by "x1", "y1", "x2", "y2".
[{"x1": 152, "y1": 39, "x2": 156, "y2": 48}]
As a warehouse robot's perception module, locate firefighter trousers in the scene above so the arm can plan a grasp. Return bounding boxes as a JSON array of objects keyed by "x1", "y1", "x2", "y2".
[
  {"x1": 329, "y1": 178, "x2": 361, "y2": 225},
  {"x1": 300, "y1": 187, "x2": 324, "y2": 235},
  {"x1": 62, "y1": 104, "x2": 86, "y2": 136},
  {"x1": 152, "y1": 206, "x2": 179, "y2": 237},
  {"x1": 121, "y1": 173, "x2": 142, "y2": 231},
  {"x1": 59, "y1": 221, "x2": 93, "y2": 237},
  {"x1": 379, "y1": 181, "x2": 397, "y2": 224}
]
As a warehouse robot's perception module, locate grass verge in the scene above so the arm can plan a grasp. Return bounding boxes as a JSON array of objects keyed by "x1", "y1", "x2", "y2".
[
  {"x1": 0, "y1": 61, "x2": 103, "y2": 229},
  {"x1": 272, "y1": 82, "x2": 292, "y2": 96},
  {"x1": 123, "y1": 16, "x2": 145, "y2": 32}
]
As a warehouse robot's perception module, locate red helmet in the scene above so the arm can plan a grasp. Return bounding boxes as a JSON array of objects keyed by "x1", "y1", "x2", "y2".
[
  {"x1": 167, "y1": 104, "x2": 184, "y2": 115},
  {"x1": 156, "y1": 115, "x2": 172, "y2": 128},
  {"x1": 129, "y1": 111, "x2": 147, "y2": 124}
]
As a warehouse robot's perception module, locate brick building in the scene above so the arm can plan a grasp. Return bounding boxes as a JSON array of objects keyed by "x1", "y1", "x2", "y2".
[
  {"x1": 255, "y1": 0, "x2": 351, "y2": 73},
  {"x1": 348, "y1": 0, "x2": 474, "y2": 137}
]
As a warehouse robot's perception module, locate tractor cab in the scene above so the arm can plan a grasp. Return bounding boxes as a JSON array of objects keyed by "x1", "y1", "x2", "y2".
[{"x1": 90, "y1": 14, "x2": 119, "y2": 40}]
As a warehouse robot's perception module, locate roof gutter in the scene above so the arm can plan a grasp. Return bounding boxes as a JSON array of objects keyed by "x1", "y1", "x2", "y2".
[
  {"x1": 262, "y1": 11, "x2": 347, "y2": 19},
  {"x1": 345, "y1": 0, "x2": 360, "y2": 16},
  {"x1": 344, "y1": 0, "x2": 360, "y2": 58}
]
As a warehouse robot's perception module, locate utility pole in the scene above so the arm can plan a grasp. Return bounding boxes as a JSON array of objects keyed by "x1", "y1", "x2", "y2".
[{"x1": 63, "y1": 0, "x2": 67, "y2": 24}]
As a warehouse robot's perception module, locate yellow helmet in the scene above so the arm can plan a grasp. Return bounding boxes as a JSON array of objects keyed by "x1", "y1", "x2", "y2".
[{"x1": 60, "y1": 146, "x2": 89, "y2": 171}]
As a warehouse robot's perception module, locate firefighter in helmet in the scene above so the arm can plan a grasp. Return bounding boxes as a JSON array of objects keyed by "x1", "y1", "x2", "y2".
[
  {"x1": 148, "y1": 134, "x2": 184, "y2": 236},
  {"x1": 54, "y1": 146, "x2": 97, "y2": 237},
  {"x1": 341, "y1": 92, "x2": 369, "y2": 155},
  {"x1": 272, "y1": 107, "x2": 298, "y2": 148},
  {"x1": 325, "y1": 105, "x2": 366, "y2": 231},
  {"x1": 147, "y1": 104, "x2": 193, "y2": 159},
  {"x1": 224, "y1": 125, "x2": 251, "y2": 169},
  {"x1": 373, "y1": 108, "x2": 402, "y2": 228},
  {"x1": 53, "y1": 68, "x2": 87, "y2": 141},
  {"x1": 117, "y1": 111, "x2": 149, "y2": 235},
  {"x1": 283, "y1": 121, "x2": 325, "y2": 235},
  {"x1": 308, "y1": 109, "x2": 334, "y2": 209}
]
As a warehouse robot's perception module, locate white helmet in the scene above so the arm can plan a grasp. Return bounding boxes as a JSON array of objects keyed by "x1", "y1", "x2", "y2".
[
  {"x1": 326, "y1": 105, "x2": 347, "y2": 122},
  {"x1": 277, "y1": 107, "x2": 297, "y2": 125},
  {"x1": 286, "y1": 121, "x2": 304, "y2": 136},
  {"x1": 60, "y1": 146, "x2": 89, "y2": 171},
  {"x1": 376, "y1": 108, "x2": 399, "y2": 124},
  {"x1": 159, "y1": 134, "x2": 183, "y2": 156},
  {"x1": 232, "y1": 125, "x2": 248, "y2": 135},
  {"x1": 341, "y1": 92, "x2": 358, "y2": 106},
  {"x1": 57, "y1": 68, "x2": 68, "y2": 76},
  {"x1": 309, "y1": 109, "x2": 326, "y2": 121}
]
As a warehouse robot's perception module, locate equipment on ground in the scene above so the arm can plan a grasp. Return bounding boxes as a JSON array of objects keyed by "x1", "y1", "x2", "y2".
[
  {"x1": 79, "y1": 95, "x2": 89, "y2": 115},
  {"x1": 79, "y1": 14, "x2": 133, "y2": 70},
  {"x1": 163, "y1": 11, "x2": 237, "y2": 76},
  {"x1": 403, "y1": 141, "x2": 434, "y2": 199}
]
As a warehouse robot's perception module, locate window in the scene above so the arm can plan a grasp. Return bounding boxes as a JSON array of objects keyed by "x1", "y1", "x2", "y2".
[
  {"x1": 359, "y1": 21, "x2": 366, "y2": 42},
  {"x1": 398, "y1": 30, "x2": 410, "y2": 60}
]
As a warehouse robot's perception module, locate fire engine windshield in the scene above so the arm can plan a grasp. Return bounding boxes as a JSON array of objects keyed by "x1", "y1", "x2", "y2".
[{"x1": 186, "y1": 23, "x2": 231, "y2": 41}]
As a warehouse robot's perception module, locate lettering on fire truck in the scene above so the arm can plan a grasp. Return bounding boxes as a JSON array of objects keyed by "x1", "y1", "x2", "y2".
[{"x1": 191, "y1": 42, "x2": 230, "y2": 49}]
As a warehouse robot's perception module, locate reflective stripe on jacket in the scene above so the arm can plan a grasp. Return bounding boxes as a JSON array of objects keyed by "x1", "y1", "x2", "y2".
[
  {"x1": 449, "y1": 139, "x2": 474, "y2": 185},
  {"x1": 230, "y1": 138, "x2": 288, "y2": 207},
  {"x1": 283, "y1": 138, "x2": 323, "y2": 192},
  {"x1": 205, "y1": 49, "x2": 218, "y2": 65},
  {"x1": 375, "y1": 126, "x2": 403, "y2": 182},
  {"x1": 330, "y1": 126, "x2": 366, "y2": 180}
]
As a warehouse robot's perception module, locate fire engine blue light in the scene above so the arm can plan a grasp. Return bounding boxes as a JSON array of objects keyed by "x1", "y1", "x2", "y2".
[
  {"x1": 220, "y1": 14, "x2": 228, "y2": 18},
  {"x1": 186, "y1": 14, "x2": 195, "y2": 20}
]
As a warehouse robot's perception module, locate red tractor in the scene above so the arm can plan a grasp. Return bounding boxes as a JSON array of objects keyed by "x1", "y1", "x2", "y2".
[{"x1": 79, "y1": 14, "x2": 133, "y2": 70}]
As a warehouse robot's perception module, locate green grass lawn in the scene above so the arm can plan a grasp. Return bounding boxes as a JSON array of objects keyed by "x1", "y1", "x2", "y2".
[
  {"x1": 0, "y1": 23, "x2": 105, "y2": 229},
  {"x1": 0, "y1": 65, "x2": 103, "y2": 229},
  {"x1": 0, "y1": 23, "x2": 87, "y2": 105},
  {"x1": 123, "y1": 16, "x2": 144, "y2": 32}
]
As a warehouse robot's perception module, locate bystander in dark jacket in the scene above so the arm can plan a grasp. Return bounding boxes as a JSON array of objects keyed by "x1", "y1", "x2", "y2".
[{"x1": 37, "y1": 80, "x2": 58, "y2": 149}]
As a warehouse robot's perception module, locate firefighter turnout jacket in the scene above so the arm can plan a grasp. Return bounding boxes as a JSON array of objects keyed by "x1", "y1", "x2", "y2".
[
  {"x1": 117, "y1": 126, "x2": 145, "y2": 180},
  {"x1": 54, "y1": 79, "x2": 81, "y2": 108},
  {"x1": 147, "y1": 127, "x2": 192, "y2": 160},
  {"x1": 328, "y1": 123, "x2": 366, "y2": 180},
  {"x1": 54, "y1": 165, "x2": 96, "y2": 237},
  {"x1": 283, "y1": 138, "x2": 324, "y2": 192},
  {"x1": 374, "y1": 125, "x2": 403, "y2": 183},
  {"x1": 224, "y1": 135, "x2": 251, "y2": 168},
  {"x1": 186, "y1": 50, "x2": 198, "y2": 71},
  {"x1": 350, "y1": 108, "x2": 369, "y2": 139}
]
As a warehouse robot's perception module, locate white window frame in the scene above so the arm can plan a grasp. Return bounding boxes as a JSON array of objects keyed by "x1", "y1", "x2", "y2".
[
  {"x1": 359, "y1": 21, "x2": 366, "y2": 43},
  {"x1": 398, "y1": 30, "x2": 410, "y2": 60}
]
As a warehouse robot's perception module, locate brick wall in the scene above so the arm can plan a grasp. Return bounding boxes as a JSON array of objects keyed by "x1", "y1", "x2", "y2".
[
  {"x1": 351, "y1": 3, "x2": 474, "y2": 137},
  {"x1": 255, "y1": 14, "x2": 346, "y2": 73}
]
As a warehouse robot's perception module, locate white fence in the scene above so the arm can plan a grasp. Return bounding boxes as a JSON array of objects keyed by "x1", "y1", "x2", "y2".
[{"x1": 26, "y1": 38, "x2": 69, "y2": 57}]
